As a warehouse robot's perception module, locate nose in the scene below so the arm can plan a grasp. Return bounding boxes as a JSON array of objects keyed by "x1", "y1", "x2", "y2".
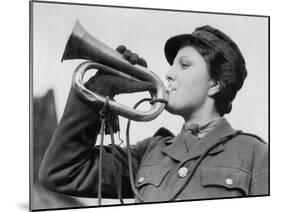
[{"x1": 165, "y1": 67, "x2": 175, "y2": 82}]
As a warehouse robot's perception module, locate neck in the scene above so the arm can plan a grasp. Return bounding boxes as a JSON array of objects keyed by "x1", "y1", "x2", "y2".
[{"x1": 183, "y1": 104, "x2": 221, "y2": 127}]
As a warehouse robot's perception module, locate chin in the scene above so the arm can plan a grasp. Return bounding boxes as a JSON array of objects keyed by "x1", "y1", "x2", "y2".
[
  {"x1": 165, "y1": 100, "x2": 194, "y2": 118},
  {"x1": 164, "y1": 105, "x2": 177, "y2": 115},
  {"x1": 165, "y1": 103, "x2": 186, "y2": 117}
]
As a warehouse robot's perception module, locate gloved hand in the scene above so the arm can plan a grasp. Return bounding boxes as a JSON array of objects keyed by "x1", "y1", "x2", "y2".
[
  {"x1": 116, "y1": 45, "x2": 148, "y2": 67},
  {"x1": 84, "y1": 45, "x2": 155, "y2": 98}
]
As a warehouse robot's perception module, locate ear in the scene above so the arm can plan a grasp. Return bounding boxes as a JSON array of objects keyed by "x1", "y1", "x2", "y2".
[{"x1": 208, "y1": 80, "x2": 220, "y2": 97}]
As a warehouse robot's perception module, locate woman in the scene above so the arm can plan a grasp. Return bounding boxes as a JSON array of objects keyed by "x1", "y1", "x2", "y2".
[{"x1": 39, "y1": 25, "x2": 268, "y2": 202}]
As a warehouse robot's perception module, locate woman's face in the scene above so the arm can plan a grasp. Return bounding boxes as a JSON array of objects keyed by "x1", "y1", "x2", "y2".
[{"x1": 165, "y1": 45, "x2": 213, "y2": 118}]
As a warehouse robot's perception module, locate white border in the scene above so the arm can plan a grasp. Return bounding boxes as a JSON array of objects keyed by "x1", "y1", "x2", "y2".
[{"x1": 1, "y1": 0, "x2": 278, "y2": 212}]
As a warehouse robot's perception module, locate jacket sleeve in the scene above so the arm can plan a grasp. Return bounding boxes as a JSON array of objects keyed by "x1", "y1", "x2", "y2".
[
  {"x1": 249, "y1": 139, "x2": 269, "y2": 196},
  {"x1": 38, "y1": 87, "x2": 151, "y2": 198}
]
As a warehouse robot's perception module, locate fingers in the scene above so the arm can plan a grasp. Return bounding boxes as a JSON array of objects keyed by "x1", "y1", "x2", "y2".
[
  {"x1": 123, "y1": 49, "x2": 133, "y2": 60},
  {"x1": 115, "y1": 45, "x2": 148, "y2": 67},
  {"x1": 116, "y1": 45, "x2": 126, "y2": 54},
  {"x1": 138, "y1": 57, "x2": 148, "y2": 68},
  {"x1": 130, "y1": 53, "x2": 139, "y2": 65}
]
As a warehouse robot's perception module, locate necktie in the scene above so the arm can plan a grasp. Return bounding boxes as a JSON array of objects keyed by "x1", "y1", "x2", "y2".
[
  {"x1": 183, "y1": 117, "x2": 223, "y2": 138},
  {"x1": 184, "y1": 123, "x2": 199, "y2": 135}
]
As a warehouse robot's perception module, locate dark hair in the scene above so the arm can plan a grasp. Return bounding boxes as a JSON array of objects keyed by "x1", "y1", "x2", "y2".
[{"x1": 179, "y1": 38, "x2": 238, "y2": 116}]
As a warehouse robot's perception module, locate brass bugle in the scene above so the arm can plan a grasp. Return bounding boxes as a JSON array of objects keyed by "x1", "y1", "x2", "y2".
[{"x1": 61, "y1": 20, "x2": 166, "y2": 122}]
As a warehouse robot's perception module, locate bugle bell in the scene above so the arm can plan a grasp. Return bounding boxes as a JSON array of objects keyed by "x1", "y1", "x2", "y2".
[{"x1": 61, "y1": 20, "x2": 166, "y2": 121}]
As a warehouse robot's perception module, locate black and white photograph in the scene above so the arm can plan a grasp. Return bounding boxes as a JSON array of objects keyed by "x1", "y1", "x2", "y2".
[{"x1": 29, "y1": 1, "x2": 269, "y2": 211}]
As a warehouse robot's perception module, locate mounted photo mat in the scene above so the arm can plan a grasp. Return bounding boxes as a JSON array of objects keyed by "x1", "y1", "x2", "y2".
[{"x1": 30, "y1": 0, "x2": 269, "y2": 211}]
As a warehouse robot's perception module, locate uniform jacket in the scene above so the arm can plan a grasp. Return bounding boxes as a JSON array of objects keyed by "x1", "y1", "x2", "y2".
[{"x1": 39, "y1": 89, "x2": 268, "y2": 202}]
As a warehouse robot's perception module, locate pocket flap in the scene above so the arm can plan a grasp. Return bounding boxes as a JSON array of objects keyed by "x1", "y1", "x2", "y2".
[
  {"x1": 201, "y1": 167, "x2": 250, "y2": 195},
  {"x1": 135, "y1": 165, "x2": 170, "y2": 188}
]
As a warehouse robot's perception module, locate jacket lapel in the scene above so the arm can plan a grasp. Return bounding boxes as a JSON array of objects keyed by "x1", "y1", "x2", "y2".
[
  {"x1": 181, "y1": 118, "x2": 236, "y2": 162},
  {"x1": 162, "y1": 118, "x2": 236, "y2": 163},
  {"x1": 162, "y1": 132, "x2": 190, "y2": 162}
]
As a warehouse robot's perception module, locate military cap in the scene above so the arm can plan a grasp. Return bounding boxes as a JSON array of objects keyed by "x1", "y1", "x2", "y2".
[{"x1": 164, "y1": 25, "x2": 247, "y2": 92}]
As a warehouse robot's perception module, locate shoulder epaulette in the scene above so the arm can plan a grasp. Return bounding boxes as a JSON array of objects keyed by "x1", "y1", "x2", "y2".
[
  {"x1": 153, "y1": 127, "x2": 175, "y2": 138},
  {"x1": 237, "y1": 131, "x2": 267, "y2": 144}
]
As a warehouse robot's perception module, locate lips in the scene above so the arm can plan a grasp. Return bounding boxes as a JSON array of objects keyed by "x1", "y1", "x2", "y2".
[{"x1": 166, "y1": 86, "x2": 176, "y2": 94}]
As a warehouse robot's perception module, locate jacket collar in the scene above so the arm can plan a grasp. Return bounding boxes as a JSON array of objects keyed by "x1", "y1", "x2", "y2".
[{"x1": 162, "y1": 118, "x2": 236, "y2": 162}]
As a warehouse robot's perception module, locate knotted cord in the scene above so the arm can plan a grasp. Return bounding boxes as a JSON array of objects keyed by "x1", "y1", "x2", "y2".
[
  {"x1": 107, "y1": 119, "x2": 124, "y2": 204},
  {"x1": 97, "y1": 96, "x2": 110, "y2": 206},
  {"x1": 125, "y1": 98, "x2": 167, "y2": 202},
  {"x1": 97, "y1": 97, "x2": 167, "y2": 205}
]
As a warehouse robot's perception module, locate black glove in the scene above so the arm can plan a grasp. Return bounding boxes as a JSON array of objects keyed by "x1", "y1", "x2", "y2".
[{"x1": 116, "y1": 45, "x2": 148, "y2": 67}]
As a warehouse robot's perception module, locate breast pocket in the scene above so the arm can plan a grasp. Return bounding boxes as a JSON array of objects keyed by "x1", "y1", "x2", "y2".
[
  {"x1": 135, "y1": 165, "x2": 170, "y2": 189},
  {"x1": 201, "y1": 167, "x2": 251, "y2": 196}
]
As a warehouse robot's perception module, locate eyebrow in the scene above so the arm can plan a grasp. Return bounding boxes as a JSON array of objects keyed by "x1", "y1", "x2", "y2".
[{"x1": 178, "y1": 56, "x2": 192, "y2": 61}]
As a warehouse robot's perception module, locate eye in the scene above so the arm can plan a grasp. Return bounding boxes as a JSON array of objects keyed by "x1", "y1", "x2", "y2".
[
  {"x1": 180, "y1": 62, "x2": 191, "y2": 69},
  {"x1": 178, "y1": 57, "x2": 192, "y2": 70}
]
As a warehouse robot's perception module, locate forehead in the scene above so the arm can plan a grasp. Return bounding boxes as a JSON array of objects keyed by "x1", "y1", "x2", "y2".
[{"x1": 176, "y1": 45, "x2": 203, "y2": 59}]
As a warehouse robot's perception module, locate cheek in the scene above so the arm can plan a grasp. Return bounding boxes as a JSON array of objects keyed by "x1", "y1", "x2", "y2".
[
  {"x1": 179, "y1": 74, "x2": 209, "y2": 101},
  {"x1": 167, "y1": 73, "x2": 210, "y2": 111}
]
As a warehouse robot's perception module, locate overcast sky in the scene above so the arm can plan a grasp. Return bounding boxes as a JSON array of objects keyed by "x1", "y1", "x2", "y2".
[{"x1": 32, "y1": 2, "x2": 268, "y2": 144}]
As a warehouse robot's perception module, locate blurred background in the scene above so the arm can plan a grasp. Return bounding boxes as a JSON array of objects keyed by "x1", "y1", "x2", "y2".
[{"x1": 31, "y1": 1, "x2": 268, "y2": 210}]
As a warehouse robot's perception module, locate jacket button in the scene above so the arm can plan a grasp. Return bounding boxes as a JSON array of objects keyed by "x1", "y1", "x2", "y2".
[
  {"x1": 178, "y1": 167, "x2": 189, "y2": 178},
  {"x1": 225, "y1": 178, "x2": 233, "y2": 185},
  {"x1": 138, "y1": 177, "x2": 145, "y2": 183}
]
